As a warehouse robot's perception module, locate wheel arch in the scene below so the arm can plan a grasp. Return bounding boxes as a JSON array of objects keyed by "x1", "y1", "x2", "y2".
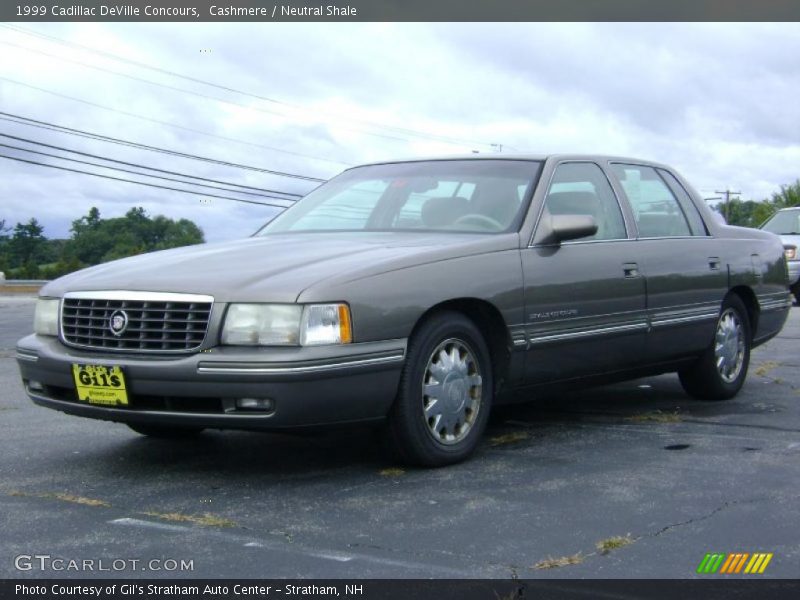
[
  {"x1": 728, "y1": 285, "x2": 759, "y2": 340},
  {"x1": 408, "y1": 298, "x2": 513, "y2": 394}
]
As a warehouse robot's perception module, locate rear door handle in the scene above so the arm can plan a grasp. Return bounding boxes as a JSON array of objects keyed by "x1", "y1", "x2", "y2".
[
  {"x1": 623, "y1": 262, "x2": 639, "y2": 278},
  {"x1": 708, "y1": 257, "x2": 721, "y2": 270}
]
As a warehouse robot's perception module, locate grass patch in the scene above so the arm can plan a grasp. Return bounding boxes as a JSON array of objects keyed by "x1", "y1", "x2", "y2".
[
  {"x1": 627, "y1": 410, "x2": 682, "y2": 423},
  {"x1": 755, "y1": 361, "x2": 781, "y2": 377},
  {"x1": 52, "y1": 493, "x2": 111, "y2": 507},
  {"x1": 143, "y1": 511, "x2": 237, "y2": 528},
  {"x1": 9, "y1": 490, "x2": 110, "y2": 507},
  {"x1": 596, "y1": 534, "x2": 635, "y2": 554},
  {"x1": 489, "y1": 431, "x2": 530, "y2": 446},
  {"x1": 532, "y1": 553, "x2": 584, "y2": 570},
  {"x1": 378, "y1": 467, "x2": 405, "y2": 477}
]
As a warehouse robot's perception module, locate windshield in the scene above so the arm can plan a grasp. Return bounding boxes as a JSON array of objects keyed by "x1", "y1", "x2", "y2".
[
  {"x1": 259, "y1": 159, "x2": 543, "y2": 235},
  {"x1": 761, "y1": 209, "x2": 800, "y2": 235}
]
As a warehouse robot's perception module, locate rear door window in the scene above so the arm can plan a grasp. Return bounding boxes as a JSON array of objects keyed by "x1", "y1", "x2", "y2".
[{"x1": 610, "y1": 164, "x2": 693, "y2": 238}]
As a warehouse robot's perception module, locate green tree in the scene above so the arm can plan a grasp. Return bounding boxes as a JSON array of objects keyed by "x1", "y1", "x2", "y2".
[
  {"x1": 62, "y1": 206, "x2": 204, "y2": 270},
  {"x1": 0, "y1": 218, "x2": 10, "y2": 274},
  {"x1": 152, "y1": 216, "x2": 205, "y2": 250},
  {"x1": 9, "y1": 218, "x2": 48, "y2": 276},
  {"x1": 770, "y1": 179, "x2": 800, "y2": 210},
  {"x1": 714, "y1": 180, "x2": 800, "y2": 228},
  {"x1": 716, "y1": 199, "x2": 766, "y2": 228}
]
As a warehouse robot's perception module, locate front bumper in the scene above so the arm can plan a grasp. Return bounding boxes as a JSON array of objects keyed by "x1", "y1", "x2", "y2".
[{"x1": 16, "y1": 335, "x2": 406, "y2": 430}]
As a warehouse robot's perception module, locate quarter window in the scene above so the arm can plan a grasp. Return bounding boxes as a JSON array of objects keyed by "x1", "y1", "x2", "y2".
[
  {"x1": 610, "y1": 164, "x2": 693, "y2": 238},
  {"x1": 543, "y1": 162, "x2": 626, "y2": 241},
  {"x1": 657, "y1": 169, "x2": 708, "y2": 236}
]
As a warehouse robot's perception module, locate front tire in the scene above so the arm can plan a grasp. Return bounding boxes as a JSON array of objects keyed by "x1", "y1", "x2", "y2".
[
  {"x1": 388, "y1": 311, "x2": 493, "y2": 467},
  {"x1": 127, "y1": 423, "x2": 205, "y2": 438},
  {"x1": 679, "y1": 294, "x2": 751, "y2": 401}
]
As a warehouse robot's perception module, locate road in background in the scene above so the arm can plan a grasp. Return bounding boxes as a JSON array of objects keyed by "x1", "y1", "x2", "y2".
[{"x1": 1, "y1": 296, "x2": 798, "y2": 578}]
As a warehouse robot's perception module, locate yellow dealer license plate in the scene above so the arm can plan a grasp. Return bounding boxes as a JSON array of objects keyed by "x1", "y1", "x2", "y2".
[{"x1": 72, "y1": 364, "x2": 129, "y2": 406}]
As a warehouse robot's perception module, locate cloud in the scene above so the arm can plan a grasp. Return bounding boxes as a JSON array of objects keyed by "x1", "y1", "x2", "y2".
[{"x1": 0, "y1": 22, "x2": 798, "y2": 242}]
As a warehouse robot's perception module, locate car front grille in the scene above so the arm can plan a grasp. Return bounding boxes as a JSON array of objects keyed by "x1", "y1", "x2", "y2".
[{"x1": 61, "y1": 292, "x2": 213, "y2": 352}]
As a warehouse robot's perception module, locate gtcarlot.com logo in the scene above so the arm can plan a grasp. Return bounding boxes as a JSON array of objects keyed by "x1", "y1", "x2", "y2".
[
  {"x1": 697, "y1": 552, "x2": 773, "y2": 574},
  {"x1": 14, "y1": 554, "x2": 194, "y2": 572}
]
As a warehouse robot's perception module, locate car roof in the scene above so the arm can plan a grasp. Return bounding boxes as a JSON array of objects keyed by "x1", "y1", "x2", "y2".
[{"x1": 351, "y1": 153, "x2": 673, "y2": 171}]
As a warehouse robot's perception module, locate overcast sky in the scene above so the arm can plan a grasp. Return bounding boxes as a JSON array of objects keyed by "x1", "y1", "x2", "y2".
[{"x1": 1, "y1": 22, "x2": 799, "y2": 242}]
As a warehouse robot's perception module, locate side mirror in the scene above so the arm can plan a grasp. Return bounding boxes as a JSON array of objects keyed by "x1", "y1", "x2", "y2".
[{"x1": 549, "y1": 214, "x2": 598, "y2": 243}]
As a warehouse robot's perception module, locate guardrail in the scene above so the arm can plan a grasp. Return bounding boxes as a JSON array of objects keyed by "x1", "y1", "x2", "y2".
[{"x1": 0, "y1": 279, "x2": 49, "y2": 294}]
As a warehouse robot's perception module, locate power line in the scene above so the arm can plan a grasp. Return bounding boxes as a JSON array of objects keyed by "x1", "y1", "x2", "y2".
[
  {"x1": 0, "y1": 131, "x2": 303, "y2": 199},
  {"x1": 0, "y1": 23, "x2": 497, "y2": 149},
  {"x1": 0, "y1": 154, "x2": 293, "y2": 210},
  {"x1": 0, "y1": 141, "x2": 298, "y2": 203},
  {"x1": 0, "y1": 112, "x2": 327, "y2": 183},
  {"x1": 0, "y1": 38, "x2": 414, "y2": 145},
  {"x1": 0, "y1": 76, "x2": 352, "y2": 167}
]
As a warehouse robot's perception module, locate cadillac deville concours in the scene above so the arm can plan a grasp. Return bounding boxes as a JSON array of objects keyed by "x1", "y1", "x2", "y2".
[{"x1": 16, "y1": 155, "x2": 792, "y2": 466}]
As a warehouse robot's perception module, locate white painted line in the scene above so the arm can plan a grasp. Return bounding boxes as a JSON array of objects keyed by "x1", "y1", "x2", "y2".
[
  {"x1": 243, "y1": 541, "x2": 353, "y2": 562},
  {"x1": 308, "y1": 551, "x2": 354, "y2": 563},
  {"x1": 109, "y1": 517, "x2": 189, "y2": 532},
  {"x1": 114, "y1": 519, "x2": 467, "y2": 575}
]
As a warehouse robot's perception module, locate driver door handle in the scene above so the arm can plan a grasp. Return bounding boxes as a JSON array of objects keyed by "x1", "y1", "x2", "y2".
[{"x1": 623, "y1": 262, "x2": 639, "y2": 278}]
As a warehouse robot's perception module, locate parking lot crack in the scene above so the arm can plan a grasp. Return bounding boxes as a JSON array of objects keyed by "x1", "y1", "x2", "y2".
[
  {"x1": 677, "y1": 419, "x2": 800, "y2": 433},
  {"x1": 527, "y1": 495, "x2": 798, "y2": 573},
  {"x1": 645, "y1": 495, "x2": 797, "y2": 539}
]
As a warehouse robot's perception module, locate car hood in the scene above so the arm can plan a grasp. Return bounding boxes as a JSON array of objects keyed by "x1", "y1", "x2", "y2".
[{"x1": 41, "y1": 232, "x2": 518, "y2": 303}]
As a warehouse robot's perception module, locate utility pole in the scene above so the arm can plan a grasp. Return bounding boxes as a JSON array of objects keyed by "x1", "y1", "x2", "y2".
[{"x1": 715, "y1": 189, "x2": 741, "y2": 223}]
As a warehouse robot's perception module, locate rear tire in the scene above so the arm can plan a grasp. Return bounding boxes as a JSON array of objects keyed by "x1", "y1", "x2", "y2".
[
  {"x1": 679, "y1": 294, "x2": 751, "y2": 401},
  {"x1": 127, "y1": 423, "x2": 204, "y2": 438},
  {"x1": 388, "y1": 311, "x2": 493, "y2": 467}
]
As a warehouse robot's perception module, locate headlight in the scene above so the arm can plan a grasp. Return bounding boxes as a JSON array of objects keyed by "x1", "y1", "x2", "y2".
[
  {"x1": 300, "y1": 303, "x2": 352, "y2": 346},
  {"x1": 221, "y1": 303, "x2": 353, "y2": 346},
  {"x1": 786, "y1": 246, "x2": 797, "y2": 260},
  {"x1": 221, "y1": 304, "x2": 302, "y2": 346},
  {"x1": 34, "y1": 298, "x2": 60, "y2": 336}
]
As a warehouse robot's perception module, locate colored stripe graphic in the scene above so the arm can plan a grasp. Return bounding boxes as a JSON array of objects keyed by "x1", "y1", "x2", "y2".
[
  {"x1": 758, "y1": 553, "x2": 773, "y2": 574},
  {"x1": 697, "y1": 553, "x2": 726, "y2": 574},
  {"x1": 719, "y1": 554, "x2": 736, "y2": 574},
  {"x1": 733, "y1": 553, "x2": 749, "y2": 573},
  {"x1": 720, "y1": 553, "x2": 750, "y2": 574},
  {"x1": 744, "y1": 552, "x2": 773, "y2": 574},
  {"x1": 701, "y1": 552, "x2": 775, "y2": 575}
]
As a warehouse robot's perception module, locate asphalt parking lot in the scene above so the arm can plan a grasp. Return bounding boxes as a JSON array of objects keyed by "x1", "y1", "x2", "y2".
[{"x1": 1, "y1": 295, "x2": 798, "y2": 579}]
